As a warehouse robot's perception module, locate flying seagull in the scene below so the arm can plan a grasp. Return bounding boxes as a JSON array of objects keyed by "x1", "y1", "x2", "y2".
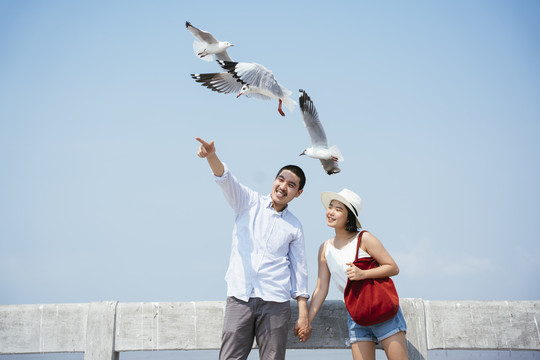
[
  {"x1": 299, "y1": 89, "x2": 343, "y2": 175},
  {"x1": 185, "y1": 21, "x2": 234, "y2": 62},
  {"x1": 191, "y1": 60, "x2": 296, "y2": 116}
]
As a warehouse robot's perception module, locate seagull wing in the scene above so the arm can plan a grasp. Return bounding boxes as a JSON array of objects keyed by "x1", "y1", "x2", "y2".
[
  {"x1": 190, "y1": 72, "x2": 243, "y2": 94},
  {"x1": 299, "y1": 90, "x2": 328, "y2": 148},
  {"x1": 214, "y1": 51, "x2": 233, "y2": 62},
  {"x1": 218, "y1": 61, "x2": 284, "y2": 99},
  {"x1": 185, "y1": 21, "x2": 218, "y2": 44},
  {"x1": 319, "y1": 159, "x2": 341, "y2": 175},
  {"x1": 244, "y1": 93, "x2": 273, "y2": 100}
]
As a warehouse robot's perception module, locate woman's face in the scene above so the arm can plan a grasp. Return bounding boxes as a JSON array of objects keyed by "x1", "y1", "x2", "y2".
[{"x1": 326, "y1": 200, "x2": 349, "y2": 229}]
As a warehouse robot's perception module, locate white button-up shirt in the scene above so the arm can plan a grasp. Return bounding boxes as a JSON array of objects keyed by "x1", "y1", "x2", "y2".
[{"x1": 215, "y1": 164, "x2": 309, "y2": 303}]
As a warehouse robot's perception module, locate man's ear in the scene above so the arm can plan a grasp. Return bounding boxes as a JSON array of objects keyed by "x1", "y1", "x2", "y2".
[{"x1": 294, "y1": 189, "x2": 303, "y2": 198}]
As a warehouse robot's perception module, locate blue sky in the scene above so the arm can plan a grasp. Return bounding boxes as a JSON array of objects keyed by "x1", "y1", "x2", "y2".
[{"x1": 0, "y1": 0, "x2": 539, "y2": 305}]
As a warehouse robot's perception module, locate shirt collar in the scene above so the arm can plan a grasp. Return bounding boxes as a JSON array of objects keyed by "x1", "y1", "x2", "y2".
[{"x1": 265, "y1": 196, "x2": 288, "y2": 216}]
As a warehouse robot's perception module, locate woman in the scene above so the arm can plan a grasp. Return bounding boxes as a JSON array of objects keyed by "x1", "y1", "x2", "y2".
[{"x1": 296, "y1": 188, "x2": 409, "y2": 360}]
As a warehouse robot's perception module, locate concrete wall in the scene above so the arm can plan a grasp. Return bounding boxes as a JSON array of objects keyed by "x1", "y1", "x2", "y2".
[
  {"x1": 424, "y1": 301, "x2": 540, "y2": 351},
  {"x1": 1, "y1": 299, "x2": 539, "y2": 360}
]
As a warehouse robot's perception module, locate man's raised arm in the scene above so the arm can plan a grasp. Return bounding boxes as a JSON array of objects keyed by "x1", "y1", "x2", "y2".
[{"x1": 196, "y1": 137, "x2": 224, "y2": 177}]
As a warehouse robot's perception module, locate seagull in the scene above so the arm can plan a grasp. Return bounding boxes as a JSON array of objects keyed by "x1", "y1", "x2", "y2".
[
  {"x1": 185, "y1": 21, "x2": 234, "y2": 62},
  {"x1": 298, "y1": 89, "x2": 343, "y2": 175},
  {"x1": 190, "y1": 60, "x2": 297, "y2": 116}
]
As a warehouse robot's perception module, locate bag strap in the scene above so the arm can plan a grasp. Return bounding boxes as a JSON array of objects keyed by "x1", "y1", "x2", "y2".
[{"x1": 354, "y1": 230, "x2": 367, "y2": 261}]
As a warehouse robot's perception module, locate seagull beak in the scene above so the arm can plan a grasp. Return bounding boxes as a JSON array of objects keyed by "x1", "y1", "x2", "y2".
[
  {"x1": 237, "y1": 93, "x2": 243, "y2": 98},
  {"x1": 299, "y1": 152, "x2": 305, "y2": 156}
]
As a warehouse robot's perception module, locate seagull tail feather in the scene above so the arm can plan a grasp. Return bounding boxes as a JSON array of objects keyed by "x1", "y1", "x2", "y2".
[
  {"x1": 329, "y1": 145, "x2": 344, "y2": 162},
  {"x1": 282, "y1": 96, "x2": 297, "y2": 112}
]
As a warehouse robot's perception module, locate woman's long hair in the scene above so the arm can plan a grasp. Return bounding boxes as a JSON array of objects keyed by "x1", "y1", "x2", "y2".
[{"x1": 345, "y1": 207, "x2": 359, "y2": 232}]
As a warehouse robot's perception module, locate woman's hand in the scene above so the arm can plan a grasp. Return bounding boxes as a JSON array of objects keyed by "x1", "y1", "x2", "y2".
[{"x1": 346, "y1": 262, "x2": 367, "y2": 281}]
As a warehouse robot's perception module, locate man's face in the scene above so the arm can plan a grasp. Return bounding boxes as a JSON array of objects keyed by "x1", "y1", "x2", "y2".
[{"x1": 271, "y1": 170, "x2": 303, "y2": 210}]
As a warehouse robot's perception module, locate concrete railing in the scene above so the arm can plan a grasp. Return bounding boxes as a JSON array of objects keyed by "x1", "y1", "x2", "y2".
[{"x1": 1, "y1": 299, "x2": 539, "y2": 360}]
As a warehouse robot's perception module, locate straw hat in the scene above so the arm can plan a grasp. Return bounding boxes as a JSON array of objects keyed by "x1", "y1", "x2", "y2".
[{"x1": 321, "y1": 188, "x2": 362, "y2": 228}]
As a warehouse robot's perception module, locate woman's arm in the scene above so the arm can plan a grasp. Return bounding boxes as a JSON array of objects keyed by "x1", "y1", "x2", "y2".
[
  {"x1": 294, "y1": 241, "x2": 331, "y2": 342},
  {"x1": 346, "y1": 231, "x2": 399, "y2": 280},
  {"x1": 308, "y1": 241, "x2": 331, "y2": 322}
]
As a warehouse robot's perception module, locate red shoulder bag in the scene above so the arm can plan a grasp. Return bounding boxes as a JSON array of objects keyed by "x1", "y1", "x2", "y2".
[{"x1": 344, "y1": 231, "x2": 400, "y2": 326}]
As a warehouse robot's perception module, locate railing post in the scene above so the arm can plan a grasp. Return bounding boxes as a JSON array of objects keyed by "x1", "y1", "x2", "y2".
[
  {"x1": 84, "y1": 301, "x2": 118, "y2": 360},
  {"x1": 401, "y1": 298, "x2": 428, "y2": 360}
]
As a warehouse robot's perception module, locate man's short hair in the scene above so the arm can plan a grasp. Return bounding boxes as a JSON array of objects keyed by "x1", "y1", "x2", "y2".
[{"x1": 276, "y1": 165, "x2": 306, "y2": 191}]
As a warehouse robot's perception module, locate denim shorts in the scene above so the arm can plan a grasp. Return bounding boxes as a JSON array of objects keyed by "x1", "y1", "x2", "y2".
[{"x1": 347, "y1": 307, "x2": 407, "y2": 344}]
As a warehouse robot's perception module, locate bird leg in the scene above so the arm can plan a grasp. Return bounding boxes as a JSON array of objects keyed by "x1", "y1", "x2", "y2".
[{"x1": 278, "y1": 99, "x2": 285, "y2": 117}]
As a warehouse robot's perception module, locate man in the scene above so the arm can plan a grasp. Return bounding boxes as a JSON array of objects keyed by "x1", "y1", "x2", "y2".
[{"x1": 196, "y1": 137, "x2": 310, "y2": 360}]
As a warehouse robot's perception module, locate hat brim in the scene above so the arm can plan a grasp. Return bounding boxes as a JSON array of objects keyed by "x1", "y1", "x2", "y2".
[{"x1": 321, "y1": 191, "x2": 362, "y2": 228}]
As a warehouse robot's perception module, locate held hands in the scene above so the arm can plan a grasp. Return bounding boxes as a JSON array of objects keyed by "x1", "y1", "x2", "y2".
[
  {"x1": 195, "y1": 137, "x2": 215, "y2": 158},
  {"x1": 346, "y1": 262, "x2": 367, "y2": 281},
  {"x1": 293, "y1": 319, "x2": 312, "y2": 343}
]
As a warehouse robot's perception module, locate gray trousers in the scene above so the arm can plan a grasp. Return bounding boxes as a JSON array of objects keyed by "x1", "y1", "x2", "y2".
[{"x1": 219, "y1": 296, "x2": 291, "y2": 360}]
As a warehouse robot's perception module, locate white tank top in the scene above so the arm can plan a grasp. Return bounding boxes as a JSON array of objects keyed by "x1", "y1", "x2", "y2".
[{"x1": 324, "y1": 234, "x2": 370, "y2": 294}]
